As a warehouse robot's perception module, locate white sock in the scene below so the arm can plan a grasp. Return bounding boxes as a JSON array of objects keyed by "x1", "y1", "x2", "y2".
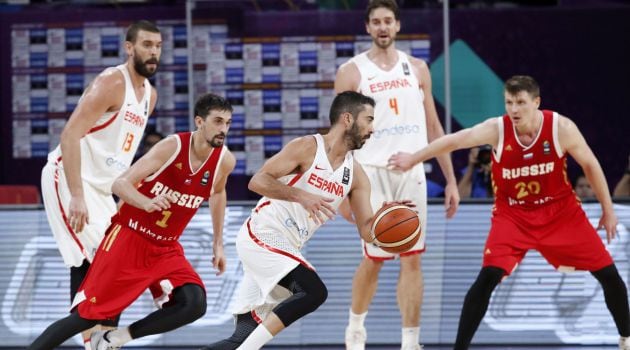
[
  {"x1": 401, "y1": 326, "x2": 420, "y2": 347},
  {"x1": 106, "y1": 327, "x2": 133, "y2": 346},
  {"x1": 83, "y1": 338, "x2": 93, "y2": 350},
  {"x1": 237, "y1": 324, "x2": 273, "y2": 349},
  {"x1": 348, "y1": 309, "x2": 367, "y2": 329}
]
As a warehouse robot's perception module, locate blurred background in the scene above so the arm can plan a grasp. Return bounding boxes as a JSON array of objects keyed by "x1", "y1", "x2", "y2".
[{"x1": 0, "y1": 0, "x2": 629, "y2": 348}]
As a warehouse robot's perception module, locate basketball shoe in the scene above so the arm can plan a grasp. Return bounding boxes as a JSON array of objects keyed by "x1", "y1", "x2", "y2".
[
  {"x1": 91, "y1": 330, "x2": 120, "y2": 350},
  {"x1": 345, "y1": 326, "x2": 366, "y2": 350},
  {"x1": 620, "y1": 336, "x2": 630, "y2": 350}
]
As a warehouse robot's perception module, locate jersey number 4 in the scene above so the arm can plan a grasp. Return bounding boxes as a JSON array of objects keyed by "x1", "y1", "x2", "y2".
[{"x1": 389, "y1": 98, "x2": 399, "y2": 115}]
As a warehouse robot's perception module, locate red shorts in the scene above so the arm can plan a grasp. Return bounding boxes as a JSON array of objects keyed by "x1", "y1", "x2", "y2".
[
  {"x1": 74, "y1": 223, "x2": 204, "y2": 320},
  {"x1": 483, "y1": 198, "x2": 612, "y2": 276}
]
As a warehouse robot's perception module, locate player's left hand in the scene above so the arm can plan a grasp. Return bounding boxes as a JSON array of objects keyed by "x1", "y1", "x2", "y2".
[
  {"x1": 387, "y1": 152, "x2": 415, "y2": 172},
  {"x1": 598, "y1": 210, "x2": 619, "y2": 244},
  {"x1": 444, "y1": 182, "x2": 460, "y2": 218},
  {"x1": 212, "y1": 244, "x2": 226, "y2": 276}
]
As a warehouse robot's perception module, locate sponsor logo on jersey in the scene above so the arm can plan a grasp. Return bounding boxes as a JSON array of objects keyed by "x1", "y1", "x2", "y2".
[
  {"x1": 307, "y1": 173, "x2": 344, "y2": 197},
  {"x1": 372, "y1": 124, "x2": 421, "y2": 139},
  {"x1": 123, "y1": 110, "x2": 145, "y2": 128},
  {"x1": 175, "y1": 162, "x2": 183, "y2": 170},
  {"x1": 150, "y1": 181, "x2": 205, "y2": 209},
  {"x1": 105, "y1": 156, "x2": 129, "y2": 171},
  {"x1": 501, "y1": 162, "x2": 554, "y2": 180},
  {"x1": 368, "y1": 78, "x2": 412, "y2": 93},
  {"x1": 402, "y1": 62, "x2": 410, "y2": 76},
  {"x1": 184, "y1": 179, "x2": 192, "y2": 185},
  {"x1": 342, "y1": 167, "x2": 350, "y2": 185},
  {"x1": 201, "y1": 171, "x2": 210, "y2": 186},
  {"x1": 505, "y1": 144, "x2": 513, "y2": 151},
  {"x1": 543, "y1": 140, "x2": 551, "y2": 155},
  {"x1": 314, "y1": 165, "x2": 327, "y2": 171},
  {"x1": 523, "y1": 153, "x2": 533, "y2": 160}
]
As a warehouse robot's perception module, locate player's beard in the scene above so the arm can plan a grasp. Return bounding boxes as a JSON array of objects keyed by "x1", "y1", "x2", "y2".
[
  {"x1": 209, "y1": 132, "x2": 226, "y2": 147},
  {"x1": 373, "y1": 33, "x2": 395, "y2": 50},
  {"x1": 133, "y1": 52, "x2": 159, "y2": 78},
  {"x1": 345, "y1": 123, "x2": 368, "y2": 150}
]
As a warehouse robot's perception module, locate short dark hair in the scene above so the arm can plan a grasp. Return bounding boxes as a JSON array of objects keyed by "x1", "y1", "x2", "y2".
[
  {"x1": 126, "y1": 20, "x2": 160, "y2": 43},
  {"x1": 329, "y1": 91, "x2": 375, "y2": 125},
  {"x1": 365, "y1": 0, "x2": 400, "y2": 23},
  {"x1": 194, "y1": 93, "x2": 233, "y2": 119},
  {"x1": 504, "y1": 75, "x2": 540, "y2": 98}
]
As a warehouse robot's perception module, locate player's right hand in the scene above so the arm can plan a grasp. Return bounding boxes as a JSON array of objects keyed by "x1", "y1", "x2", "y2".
[
  {"x1": 68, "y1": 195, "x2": 89, "y2": 233},
  {"x1": 143, "y1": 193, "x2": 176, "y2": 213},
  {"x1": 299, "y1": 192, "x2": 336, "y2": 225}
]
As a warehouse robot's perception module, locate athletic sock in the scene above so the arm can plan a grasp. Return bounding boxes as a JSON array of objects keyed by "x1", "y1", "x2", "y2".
[
  {"x1": 348, "y1": 309, "x2": 367, "y2": 329},
  {"x1": 236, "y1": 324, "x2": 273, "y2": 349},
  {"x1": 401, "y1": 326, "x2": 420, "y2": 347},
  {"x1": 106, "y1": 327, "x2": 133, "y2": 346},
  {"x1": 83, "y1": 337, "x2": 93, "y2": 350}
]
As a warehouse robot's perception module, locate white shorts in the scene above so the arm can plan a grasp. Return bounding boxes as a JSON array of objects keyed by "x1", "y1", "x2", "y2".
[
  {"x1": 362, "y1": 165, "x2": 428, "y2": 260},
  {"x1": 231, "y1": 218, "x2": 310, "y2": 317},
  {"x1": 41, "y1": 161, "x2": 116, "y2": 267}
]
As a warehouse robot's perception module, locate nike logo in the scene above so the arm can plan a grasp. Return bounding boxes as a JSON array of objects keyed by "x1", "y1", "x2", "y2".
[
  {"x1": 314, "y1": 165, "x2": 326, "y2": 171},
  {"x1": 367, "y1": 76, "x2": 377, "y2": 81}
]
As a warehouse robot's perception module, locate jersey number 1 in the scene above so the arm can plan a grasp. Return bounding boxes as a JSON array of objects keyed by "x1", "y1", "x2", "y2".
[
  {"x1": 389, "y1": 98, "x2": 399, "y2": 115},
  {"x1": 156, "y1": 210, "x2": 172, "y2": 228}
]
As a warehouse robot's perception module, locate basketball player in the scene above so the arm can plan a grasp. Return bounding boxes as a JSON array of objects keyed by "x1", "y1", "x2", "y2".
[
  {"x1": 29, "y1": 93, "x2": 236, "y2": 350},
  {"x1": 201, "y1": 91, "x2": 390, "y2": 350},
  {"x1": 335, "y1": 1, "x2": 459, "y2": 349},
  {"x1": 388, "y1": 75, "x2": 630, "y2": 350},
  {"x1": 39, "y1": 20, "x2": 161, "y2": 349}
]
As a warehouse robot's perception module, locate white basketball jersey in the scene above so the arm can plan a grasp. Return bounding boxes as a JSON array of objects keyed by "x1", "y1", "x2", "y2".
[
  {"x1": 48, "y1": 64, "x2": 151, "y2": 193},
  {"x1": 350, "y1": 50, "x2": 427, "y2": 167},
  {"x1": 250, "y1": 134, "x2": 353, "y2": 249}
]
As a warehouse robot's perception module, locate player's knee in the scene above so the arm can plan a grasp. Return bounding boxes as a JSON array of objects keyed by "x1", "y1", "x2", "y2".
[
  {"x1": 176, "y1": 284, "x2": 207, "y2": 320},
  {"x1": 468, "y1": 266, "x2": 504, "y2": 299},
  {"x1": 310, "y1": 284, "x2": 328, "y2": 309}
]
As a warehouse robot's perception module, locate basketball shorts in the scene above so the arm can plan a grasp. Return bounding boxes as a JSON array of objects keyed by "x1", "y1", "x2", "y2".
[
  {"x1": 483, "y1": 199, "x2": 613, "y2": 276},
  {"x1": 361, "y1": 165, "x2": 428, "y2": 260},
  {"x1": 231, "y1": 218, "x2": 311, "y2": 317},
  {"x1": 41, "y1": 161, "x2": 116, "y2": 267},
  {"x1": 72, "y1": 223, "x2": 204, "y2": 320}
]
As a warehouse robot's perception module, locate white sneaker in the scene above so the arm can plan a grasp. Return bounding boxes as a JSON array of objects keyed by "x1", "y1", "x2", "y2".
[
  {"x1": 345, "y1": 326, "x2": 366, "y2": 350},
  {"x1": 401, "y1": 344, "x2": 423, "y2": 350},
  {"x1": 91, "y1": 330, "x2": 121, "y2": 350},
  {"x1": 620, "y1": 336, "x2": 630, "y2": 350}
]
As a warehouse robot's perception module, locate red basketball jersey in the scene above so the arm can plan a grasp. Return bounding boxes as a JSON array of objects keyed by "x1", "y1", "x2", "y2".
[
  {"x1": 114, "y1": 132, "x2": 224, "y2": 243},
  {"x1": 491, "y1": 110, "x2": 574, "y2": 209}
]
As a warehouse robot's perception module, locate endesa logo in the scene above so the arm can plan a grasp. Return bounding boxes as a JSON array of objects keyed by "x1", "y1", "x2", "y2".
[
  {"x1": 105, "y1": 156, "x2": 128, "y2": 171},
  {"x1": 372, "y1": 124, "x2": 421, "y2": 139}
]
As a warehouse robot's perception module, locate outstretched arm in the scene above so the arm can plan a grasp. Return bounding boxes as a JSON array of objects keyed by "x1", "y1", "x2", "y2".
[
  {"x1": 559, "y1": 116, "x2": 618, "y2": 242},
  {"x1": 208, "y1": 150, "x2": 236, "y2": 276},
  {"x1": 388, "y1": 118, "x2": 499, "y2": 172},
  {"x1": 248, "y1": 136, "x2": 336, "y2": 224}
]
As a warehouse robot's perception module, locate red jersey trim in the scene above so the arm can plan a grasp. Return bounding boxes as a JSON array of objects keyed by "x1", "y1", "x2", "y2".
[
  {"x1": 53, "y1": 161, "x2": 90, "y2": 262},
  {"x1": 246, "y1": 219, "x2": 314, "y2": 271},
  {"x1": 86, "y1": 112, "x2": 119, "y2": 135}
]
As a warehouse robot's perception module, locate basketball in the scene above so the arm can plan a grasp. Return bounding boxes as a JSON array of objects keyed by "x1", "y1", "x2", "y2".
[{"x1": 371, "y1": 203, "x2": 421, "y2": 254}]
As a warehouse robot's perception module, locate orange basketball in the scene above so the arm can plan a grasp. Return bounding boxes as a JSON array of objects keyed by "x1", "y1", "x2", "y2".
[{"x1": 371, "y1": 203, "x2": 421, "y2": 254}]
